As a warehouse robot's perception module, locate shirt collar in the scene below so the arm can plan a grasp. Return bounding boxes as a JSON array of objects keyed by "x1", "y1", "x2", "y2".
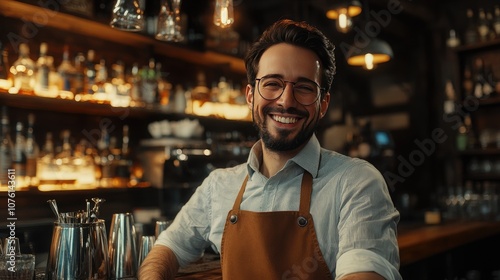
[{"x1": 246, "y1": 134, "x2": 321, "y2": 178}]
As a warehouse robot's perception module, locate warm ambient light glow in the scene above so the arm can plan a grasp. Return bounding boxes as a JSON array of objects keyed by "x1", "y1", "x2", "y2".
[
  {"x1": 214, "y1": 0, "x2": 234, "y2": 28},
  {"x1": 347, "y1": 53, "x2": 391, "y2": 67},
  {"x1": 326, "y1": 1, "x2": 362, "y2": 33},
  {"x1": 346, "y1": 38, "x2": 393, "y2": 69},
  {"x1": 336, "y1": 10, "x2": 352, "y2": 33},
  {"x1": 364, "y1": 53, "x2": 374, "y2": 70}
]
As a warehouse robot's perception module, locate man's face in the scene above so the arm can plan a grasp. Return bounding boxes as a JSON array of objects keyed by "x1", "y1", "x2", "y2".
[{"x1": 246, "y1": 43, "x2": 330, "y2": 152}]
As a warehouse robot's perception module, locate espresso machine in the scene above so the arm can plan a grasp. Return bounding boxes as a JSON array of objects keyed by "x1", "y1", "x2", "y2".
[{"x1": 138, "y1": 137, "x2": 250, "y2": 219}]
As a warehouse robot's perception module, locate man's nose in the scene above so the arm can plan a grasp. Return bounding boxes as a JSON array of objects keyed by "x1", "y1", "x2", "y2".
[{"x1": 277, "y1": 82, "x2": 296, "y2": 107}]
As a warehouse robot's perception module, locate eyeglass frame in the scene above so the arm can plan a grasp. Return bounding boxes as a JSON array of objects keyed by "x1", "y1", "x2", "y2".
[{"x1": 254, "y1": 75, "x2": 326, "y2": 106}]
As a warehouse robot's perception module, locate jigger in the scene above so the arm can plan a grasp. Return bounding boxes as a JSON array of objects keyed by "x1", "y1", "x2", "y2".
[{"x1": 108, "y1": 213, "x2": 138, "y2": 279}]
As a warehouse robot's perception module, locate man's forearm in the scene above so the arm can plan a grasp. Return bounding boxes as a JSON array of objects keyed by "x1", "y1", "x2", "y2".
[
  {"x1": 138, "y1": 245, "x2": 180, "y2": 280},
  {"x1": 340, "y1": 272, "x2": 385, "y2": 280}
]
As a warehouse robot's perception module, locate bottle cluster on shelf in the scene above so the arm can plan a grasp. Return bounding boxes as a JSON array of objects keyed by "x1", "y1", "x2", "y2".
[
  {"x1": 461, "y1": 56, "x2": 500, "y2": 100},
  {"x1": 0, "y1": 41, "x2": 249, "y2": 117},
  {"x1": 447, "y1": 5, "x2": 500, "y2": 48},
  {"x1": 442, "y1": 180, "x2": 500, "y2": 222},
  {"x1": 0, "y1": 106, "x2": 138, "y2": 190}
]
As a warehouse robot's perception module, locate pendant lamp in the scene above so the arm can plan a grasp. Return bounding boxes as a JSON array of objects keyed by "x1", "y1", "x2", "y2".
[
  {"x1": 326, "y1": 0, "x2": 362, "y2": 33},
  {"x1": 346, "y1": 38, "x2": 393, "y2": 70}
]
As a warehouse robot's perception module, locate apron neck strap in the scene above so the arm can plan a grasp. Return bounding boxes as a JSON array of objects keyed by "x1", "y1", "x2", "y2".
[{"x1": 232, "y1": 172, "x2": 313, "y2": 213}]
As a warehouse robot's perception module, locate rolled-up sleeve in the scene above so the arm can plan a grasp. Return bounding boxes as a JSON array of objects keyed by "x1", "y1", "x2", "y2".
[
  {"x1": 335, "y1": 161, "x2": 401, "y2": 280},
  {"x1": 155, "y1": 174, "x2": 214, "y2": 267}
]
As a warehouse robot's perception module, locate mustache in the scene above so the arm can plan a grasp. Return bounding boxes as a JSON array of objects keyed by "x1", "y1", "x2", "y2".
[{"x1": 262, "y1": 106, "x2": 308, "y2": 118}]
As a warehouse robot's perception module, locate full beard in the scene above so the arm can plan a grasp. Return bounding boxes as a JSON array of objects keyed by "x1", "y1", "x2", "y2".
[{"x1": 252, "y1": 105, "x2": 319, "y2": 152}]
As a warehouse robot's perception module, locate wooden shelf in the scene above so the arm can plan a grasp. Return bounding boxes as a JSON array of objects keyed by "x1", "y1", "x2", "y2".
[
  {"x1": 459, "y1": 148, "x2": 500, "y2": 156},
  {"x1": 452, "y1": 38, "x2": 500, "y2": 54},
  {"x1": 0, "y1": 0, "x2": 246, "y2": 74}
]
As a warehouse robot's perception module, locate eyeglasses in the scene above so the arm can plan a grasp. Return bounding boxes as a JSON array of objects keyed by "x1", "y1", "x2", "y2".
[{"x1": 255, "y1": 76, "x2": 323, "y2": 106}]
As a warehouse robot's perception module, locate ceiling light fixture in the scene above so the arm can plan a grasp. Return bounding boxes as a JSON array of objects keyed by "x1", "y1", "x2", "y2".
[
  {"x1": 326, "y1": 0, "x2": 362, "y2": 33},
  {"x1": 346, "y1": 38, "x2": 393, "y2": 70},
  {"x1": 213, "y1": 0, "x2": 234, "y2": 28}
]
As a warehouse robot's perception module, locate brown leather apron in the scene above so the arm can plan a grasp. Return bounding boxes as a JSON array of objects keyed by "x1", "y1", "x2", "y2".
[{"x1": 221, "y1": 172, "x2": 333, "y2": 279}]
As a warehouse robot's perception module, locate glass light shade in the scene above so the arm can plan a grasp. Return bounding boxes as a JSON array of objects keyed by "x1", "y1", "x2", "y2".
[
  {"x1": 110, "y1": 0, "x2": 145, "y2": 31},
  {"x1": 346, "y1": 38, "x2": 393, "y2": 69},
  {"x1": 155, "y1": 0, "x2": 184, "y2": 42},
  {"x1": 214, "y1": 0, "x2": 234, "y2": 28}
]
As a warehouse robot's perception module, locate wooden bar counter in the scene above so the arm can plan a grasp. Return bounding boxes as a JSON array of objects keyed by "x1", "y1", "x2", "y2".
[
  {"x1": 172, "y1": 220, "x2": 500, "y2": 279},
  {"x1": 398, "y1": 220, "x2": 500, "y2": 266}
]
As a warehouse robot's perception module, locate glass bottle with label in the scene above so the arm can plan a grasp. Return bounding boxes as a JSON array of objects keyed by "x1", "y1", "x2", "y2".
[
  {"x1": 477, "y1": 8, "x2": 490, "y2": 42},
  {"x1": 12, "y1": 121, "x2": 27, "y2": 187},
  {"x1": 0, "y1": 41, "x2": 12, "y2": 89},
  {"x1": 494, "y1": 6, "x2": 500, "y2": 38},
  {"x1": 34, "y1": 42, "x2": 50, "y2": 96},
  {"x1": 141, "y1": 58, "x2": 158, "y2": 106},
  {"x1": 58, "y1": 45, "x2": 76, "y2": 98},
  {"x1": 74, "y1": 52, "x2": 86, "y2": 97},
  {"x1": 25, "y1": 113, "x2": 38, "y2": 186},
  {"x1": 11, "y1": 43, "x2": 35, "y2": 94},
  {"x1": 0, "y1": 106, "x2": 13, "y2": 186},
  {"x1": 84, "y1": 49, "x2": 97, "y2": 96},
  {"x1": 472, "y1": 57, "x2": 486, "y2": 99},
  {"x1": 464, "y1": 9, "x2": 478, "y2": 45}
]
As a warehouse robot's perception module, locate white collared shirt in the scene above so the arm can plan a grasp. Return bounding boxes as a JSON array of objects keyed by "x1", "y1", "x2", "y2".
[{"x1": 156, "y1": 134, "x2": 402, "y2": 279}]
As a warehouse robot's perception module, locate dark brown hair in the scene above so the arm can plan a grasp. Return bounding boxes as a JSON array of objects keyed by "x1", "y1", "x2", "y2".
[{"x1": 245, "y1": 19, "x2": 336, "y2": 96}]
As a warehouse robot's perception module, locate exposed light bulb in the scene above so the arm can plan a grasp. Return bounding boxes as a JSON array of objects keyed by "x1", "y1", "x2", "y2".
[
  {"x1": 364, "y1": 53, "x2": 375, "y2": 70},
  {"x1": 214, "y1": 0, "x2": 234, "y2": 28},
  {"x1": 335, "y1": 8, "x2": 352, "y2": 33}
]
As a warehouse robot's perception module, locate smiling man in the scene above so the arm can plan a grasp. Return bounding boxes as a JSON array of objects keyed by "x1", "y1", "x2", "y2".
[{"x1": 139, "y1": 19, "x2": 401, "y2": 280}]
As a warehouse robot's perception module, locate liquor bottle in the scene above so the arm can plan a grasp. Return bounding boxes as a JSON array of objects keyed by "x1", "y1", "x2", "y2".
[
  {"x1": 115, "y1": 125, "x2": 132, "y2": 184},
  {"x1": 487, "y1": 12, "x2": 497, "y2": 41},
  {"x1": 156, "y1": 62, "x2": 172, "y2": 108},
  {"x1": 494, "y1": 6, "x2": 500, "y2": 38},
  {"x1": 34, "y1": 42, "x2": 50, "y2": 95},
  {"x1": 472, "y1": 58, "x2": 486, "y2": 99},
  {"x1": 0, "y1": 41, "x2": 11, "y2": 89},
  {"x1": 128, "y1": 63, "x2": 141, "y2": 103},
  {"x1": 57, "y1": 45, "x2": 76, "y2": 96},
  {"x1": 217, "y1": 76, "x2": 230, "y2": 103},
  {"x1": 462, "y1": 64, "x2": 474, "y2": 97},
  {"x1": 141, "y1": 58, "x2": 158, "y2": 105},
  {"x1": 55, "y1": 130, "x2": 73, "y2": 164},
  {"x1": 443, "y1": 80, "x2": 456, "y2": 115},
  {"x1": 477, "y1": 8, "x2": 490, "y2": 42},
  {"x1": 464, "y1": 114, "x2": 476, "y2": 149},
  {"x1": 25, "y1": 113, "x2": 38, "y2": 185},
  {"x1": 110, "y1": 61, "x2": 131, "y2": 107},
  {"x1": 0, "y1": 106, "x2": 13, "y2": 186},
  {"x1": 96, "y1": 127, "x2": 112, "y2": 187},
  {"x1": 464, "y1": 9, "x2": 478, "y2": 45},
  {"x1": 12, "y1": 121, "x2": 27, "y2": 180},
  {"x1": 74, "y1": 52, "x2": 86, "y2": 97},
  {"x1": 73, "y1": 139, "x2": 96, "y2": 186},
  {"x1": 55, "y1": 130, "x2": 79, "y2": 185},
  {"x1": 483, "y1": 64, "x2": 495, "y2": 98},
  {"x1": 11, "y1": 43, "x2": 35, "y2": 93},
  {"x1": 94, "y1": 59, "x2": 109, "y2": 101},
  {"x1": 36, "y1": 131, "x2": 55, "y2": 186},
  {"x1": 84, "y1": 49, "x2": 97, "y2": 95},
  {"x1": 191, "y1": 71, "x2": 210, "y2": 102},
  {"x1": 173, "y1": 84, "x2": 186, "y2": 113}
]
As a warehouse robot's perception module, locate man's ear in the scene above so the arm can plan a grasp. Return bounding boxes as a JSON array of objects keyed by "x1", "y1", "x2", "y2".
[
  {"x1": 320, "y1": 92, "x2": 330, "y2": 118},
  {"x1": 246, "y1": 84, "x2": 254, "y2": 108}
]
